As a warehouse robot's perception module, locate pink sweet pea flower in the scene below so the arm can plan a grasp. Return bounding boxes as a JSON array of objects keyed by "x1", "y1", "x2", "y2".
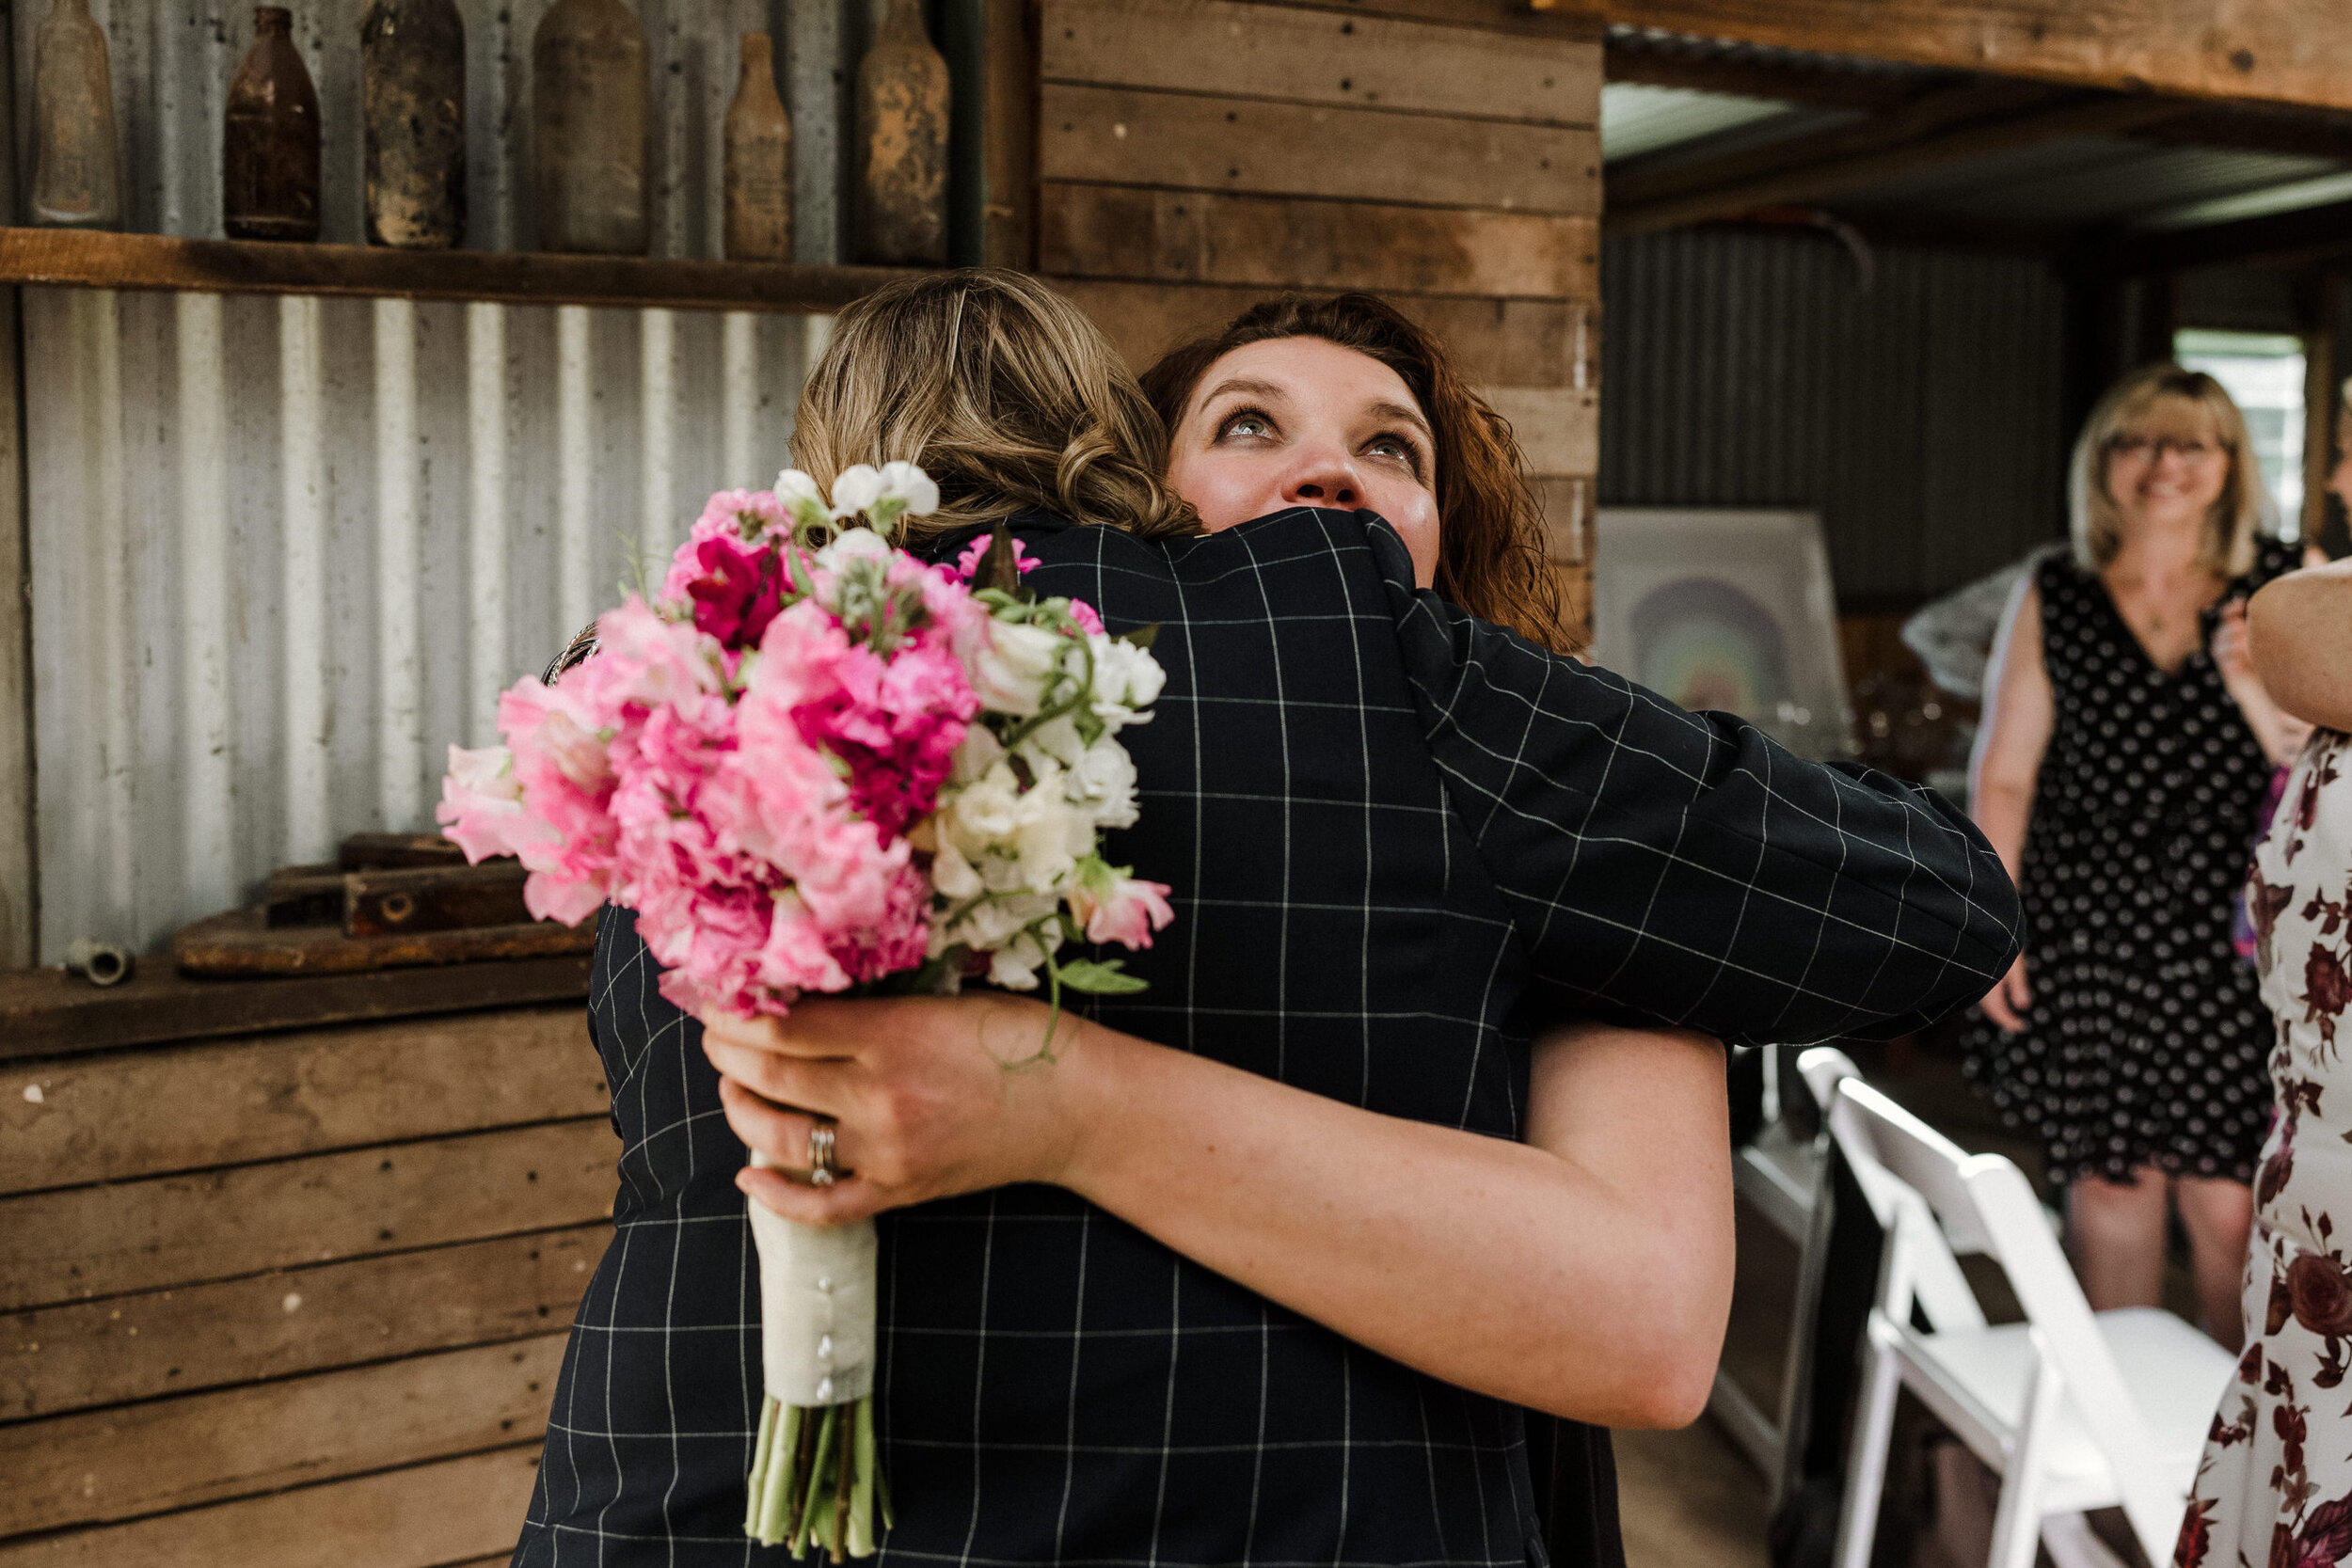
[
  {"x1": 952, "y1": 532, "x2": 1041, "y2": 582},
  {"x1": 1070, "y1": 866, "x2": 1175, "y2": 949}
]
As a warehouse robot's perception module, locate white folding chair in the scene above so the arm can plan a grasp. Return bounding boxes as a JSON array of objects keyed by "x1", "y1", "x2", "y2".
[{"x1": 1809, "y1": 1061, "x2": 2236, "y2": 1568}]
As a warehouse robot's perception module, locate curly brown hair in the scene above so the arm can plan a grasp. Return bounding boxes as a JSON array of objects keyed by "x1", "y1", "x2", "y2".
[
  {"x1": 1139, "y1": 293, "x2": 1572, "y2": 654},
  {"x1": 794, "y1": 268, "x2": 1198, "y2": 549}
]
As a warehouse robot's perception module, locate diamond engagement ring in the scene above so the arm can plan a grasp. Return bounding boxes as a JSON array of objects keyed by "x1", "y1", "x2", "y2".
[{"x1": 807, "y1": 1121, "x2": 838, "y2": 1187}]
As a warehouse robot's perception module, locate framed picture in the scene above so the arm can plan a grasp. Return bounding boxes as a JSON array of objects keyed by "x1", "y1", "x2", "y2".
[{"x1": 1592, "y1": 508, "x2": 1855, "y2": 762}]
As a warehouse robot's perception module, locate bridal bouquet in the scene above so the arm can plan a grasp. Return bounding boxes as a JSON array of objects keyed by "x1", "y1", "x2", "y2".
[{"x1": 437, "y1": 464, "x2": 1171, "y2": 1560}]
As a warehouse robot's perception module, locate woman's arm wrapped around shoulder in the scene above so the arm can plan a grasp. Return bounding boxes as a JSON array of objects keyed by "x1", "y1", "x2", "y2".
[{"x1": 1375, "y1": 531, "x2": 2024, "y2": 1046}]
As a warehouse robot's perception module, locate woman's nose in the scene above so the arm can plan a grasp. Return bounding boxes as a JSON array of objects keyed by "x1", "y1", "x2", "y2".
[{"x1": 1282, "y1": 451, "x2": 1362, "y2": 510}]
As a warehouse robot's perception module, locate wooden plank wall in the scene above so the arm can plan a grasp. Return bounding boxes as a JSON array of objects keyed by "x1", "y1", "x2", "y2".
[
  {"x1": 0, "y1": 1007, "x2": 616, "y2": 1565},
  {"x1": 1026, "y1": 0, "x2": 1605, "y2": 642}
]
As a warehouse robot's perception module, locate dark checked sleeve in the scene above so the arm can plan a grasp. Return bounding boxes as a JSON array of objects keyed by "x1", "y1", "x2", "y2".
[{"x1": 1364, "y1": 518, "x2": 2022, "y2": 1046}]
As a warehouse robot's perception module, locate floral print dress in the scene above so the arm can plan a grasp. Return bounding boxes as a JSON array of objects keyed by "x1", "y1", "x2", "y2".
[{"x1": 2180, "y1": 732, "x2": 2352, "y2": 1568}]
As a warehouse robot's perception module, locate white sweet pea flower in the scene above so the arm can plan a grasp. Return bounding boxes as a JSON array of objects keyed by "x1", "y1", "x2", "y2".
[
  {"x1": 1090, "y1": 636, "x2": 1167, "y2": 723},
  {"x1": 952, "y1": 890, "x2": 1055, "y2": 952},
  {"x1": 830, "y1": 464, "x2": 883, "y2": 518},
  {"x1": 930, "y1": 839, "x2": 984, "y2": 900},
  {"x1": 945, "y1": 755, "x2": 1025, "y2": 847},
  {"x1": 969, "y1": 619, "x2": 1066, "y2": 716},
  {"x1": 1024, "y1": 713, "x2": 1087, "y2": 769},
  {"x1": 775, "y1": 467, "x2": 833, "y2": 531},
  {"x1": 878, "y1": 461, "x2": 941, "y2": 517},
  {"x1": 1065, "y1": 736, "x2": 1139, "y2": 830},
  {"x1": 816, "y1": 526, "x2": 895, "y2": 572},
  {"x1": 986, "y1": 927, "x2": 1060, "y2": 991},
  {"x1": 948, "y1": 725, "x2": 1004, "y2": 785}
]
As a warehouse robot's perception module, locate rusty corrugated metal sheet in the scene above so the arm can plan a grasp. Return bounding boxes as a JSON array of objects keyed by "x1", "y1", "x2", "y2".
[
  {"x1": 1598, "y1": 226, "x2": 2070, "y2": 605},
  {"x1": 10, "y1": 0, "x2": 886, "y2": 955}
]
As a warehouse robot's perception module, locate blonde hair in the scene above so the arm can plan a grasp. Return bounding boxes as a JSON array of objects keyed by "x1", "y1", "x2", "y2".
[
  {"x1": 2067, "y1": 363, "x2": 2266, "y2": 576},
  {"x1": 792, "y1": 269, "x2": 1196, "y2": 546}
]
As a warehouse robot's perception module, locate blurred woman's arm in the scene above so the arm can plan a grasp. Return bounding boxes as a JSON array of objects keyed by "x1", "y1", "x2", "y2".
[
  {"x1": 1968, "y1": 577, "x2": 2053, "y2": 1032},
  {"x1": 2249, "y1": 558, "x2": 2352, "y2": 732}
]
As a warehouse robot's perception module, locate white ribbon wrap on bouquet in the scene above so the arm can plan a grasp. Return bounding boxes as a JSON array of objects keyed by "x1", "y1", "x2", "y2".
[{"x1": 746, "y1": 1154, "x2": 879, "y2": 1406}]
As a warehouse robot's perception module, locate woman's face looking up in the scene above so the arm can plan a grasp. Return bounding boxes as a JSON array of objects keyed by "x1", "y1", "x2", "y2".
[{"x1": 1165, "y1": 337, "x2": 1442, "y2": 588}]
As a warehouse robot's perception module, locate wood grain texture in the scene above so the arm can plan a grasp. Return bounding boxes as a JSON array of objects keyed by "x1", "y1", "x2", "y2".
[
  {"x1": 1040, "y1": 184, "x2": 1596, "y2": 298},
  {"x1": 0, "y1": 226, "x2": 919, "y2": 311},
  {"x1": 0, "y1": 955, "x2": 592, "y2": 1063},
  {"x1": 5, "y1": 1225, "x2": 610, "y2": 1420},
  {"x1": 1054, "y1": 277, "x2": 1574, "y2": 387},
  {"x1": 1534, "y1": 476, "x2": 1593, "y2": 566},
  {"x1": 0, "y1": 1333, "x2": 566, "y2": 1536},
  {"x1": 172, "y1": 905, "x2": 596, "y2": 975},
  {"x1": 1, "y1": 1006, "x2": 600, "y2": 1195},
  {"x1": 1484, "y1": 386, "x2": 1598, "y2": 475},
  {"x1": 0, "y1": 1445, "x2": 544, "y2": 1564},
  {"x1": 1566, "y1": 0, "x2": 2352, "y2": 115},
  {"x1": 1039, "y1": 84, "x2": 1599, "y2": 214},
  {"x1": 1041, "y1": 0, "x2": 1599, "y2": 124},
  {"x1": 0, "y1": 1118, "x2": 618, "y2": 1310}
]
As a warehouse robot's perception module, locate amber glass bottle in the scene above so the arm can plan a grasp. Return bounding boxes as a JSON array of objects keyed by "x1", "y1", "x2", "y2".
[
  {"x1": 531, "y1": 0, "x2": 648, "y2": 255},
  {"x1": 853, "y1": 0, "x2": 948, "y2": 266},
  {"x1": 224, "y1": 7, "x2": 322, "y2": 242},
  {"x1": 360, "y1": 0, "x2": 466, "y2": 248},
  {"x1": 723, "y1": 33, "x2": 792, "y2": 261},
  {"x1": 31, "y1": 0, "x2": 122, "y2": 228}
]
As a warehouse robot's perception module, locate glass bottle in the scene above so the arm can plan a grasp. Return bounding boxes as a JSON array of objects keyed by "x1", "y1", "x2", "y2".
[
  {"x1": 723, "y1": 33, "x2": 792, "y2": 262},
  {"x1": 30, "y1": 0, "x2": 122, "y2": 229},
  {"x1": 853, "y1": 0, "x2": 948, "y2": 266},
  {"x1": 360, "y1": 0, "x2": 466, "y2": 248},
  {"x1": 224, "y1": 7, "x2": 322, "y2": 242},
  {"x1": 531, "y1": 0, "x2": 648, "y2": 255}
]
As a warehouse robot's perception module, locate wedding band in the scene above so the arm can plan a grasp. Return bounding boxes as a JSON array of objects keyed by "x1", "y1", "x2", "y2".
[{"x1": 808, "y1": 1122, "x2": 838, "y2": 1188}]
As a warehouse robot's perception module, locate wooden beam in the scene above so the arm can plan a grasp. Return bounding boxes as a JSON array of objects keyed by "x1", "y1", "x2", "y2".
[
  {"x1": 0, "y1": 1445, "x2": 545, "y2": 1568},
  {"x1": 1045, "y1": 0, "x2": 1602, "y2": 126},
  {"x1": 0, "y1": 953, "x2": 592, "y2": 1064},
  {"x1": 6, "y1": 1225, "x2": 609, "y2": 1420},
  {"x1": 1039, "y1": 185, "x2": 1597, "y2": 298},
  {"x1": 1607, "y1": 77, "x2": 2059, "y2": 205},
  {"x1": 980, "y1": 0, "x2": 1041, "y2": 269},
  {"x1": 1607, "y1": 92, "x2": 2190, "y2": 236},
  {"x1": 2074, "y1": 197, "x2": 2352, "y2": 277},
  {"x1": 1560, "y1": 0, "x2": 2352, "y2": 117},
  {"x1": 0, "y1": 1334, "x2": 566, "y2": 1536},
  {"x1": 0, "y1": 228, "x2": 920, "y2": 312},
  {"x1": 1603, "y1": 36, "x2": 1947, "y2": 112},
  {"x1": 4, "y1": 1007, "x2": 601, "y2": 1194},
  {"x1": 0, "y1": 27, "x2": 28, "y2": 969},
  {"x1": 1039, "y1": 84, "x2": 1601, "y2": 214},
  {"x1": 1, "y1": 1118, "x2": 618, "y2": 1309}
]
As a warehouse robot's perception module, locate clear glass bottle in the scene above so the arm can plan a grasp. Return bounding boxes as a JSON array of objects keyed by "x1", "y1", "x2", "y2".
[
  {"x1": 531, "y1": 0, "x2": 648, "y2": 255},
  {"x1": 224, "y1": 7, "x2": 322, "y2": 242},
  {"x1": 360, "y1": 0, "x2": 467, "y2": 248},
  {"x1": 853, "y1": 0, "x2": 948, "y2": 266},
  {"x1": 723, "y1": 32, "x2": 792, "y2": 262},
  {"x1": 30, "y1": 0, "x2": 122, "y2": 229}
]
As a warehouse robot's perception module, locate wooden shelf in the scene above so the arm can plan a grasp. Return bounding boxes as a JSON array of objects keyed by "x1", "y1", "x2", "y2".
[{"x1": 0, "y1": 226, "x2": 925, "y2": 313}]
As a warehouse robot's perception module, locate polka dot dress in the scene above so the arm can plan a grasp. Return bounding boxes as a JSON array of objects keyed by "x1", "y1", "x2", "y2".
[{"x1": 1963, "y1": 540, "x2": 2296, "y2": 1185}]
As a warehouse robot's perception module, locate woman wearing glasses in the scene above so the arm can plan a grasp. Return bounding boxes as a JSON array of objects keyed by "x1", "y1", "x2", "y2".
[{"x1": 1966, "y1": 363, "x2": 2315, "y2": 1347}]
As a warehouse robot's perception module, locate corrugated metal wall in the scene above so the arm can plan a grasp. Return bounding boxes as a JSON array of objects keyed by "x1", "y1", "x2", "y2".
[
  {"x1": 1599, "y1": 227, "x2": 2070, "y2": 605},
  {"x1": 11, "y1": 0, "x2": 920, "y2": 956}
]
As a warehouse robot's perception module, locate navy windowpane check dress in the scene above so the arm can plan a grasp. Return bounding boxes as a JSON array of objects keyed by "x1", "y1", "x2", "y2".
[
  {"x1": 514, "y1": 509, "x2": 2022, "y2": 1568},
  {"x1": 1965, "y1": 539, "x2": 2298, "y2": 1184}
]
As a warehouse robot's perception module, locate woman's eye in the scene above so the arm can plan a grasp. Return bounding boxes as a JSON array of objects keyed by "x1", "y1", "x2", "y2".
[
  {"x1": 1217, "y1": 412, "x2": 1273, "y2": 441},
  {"x1": 1366, "y1": 435, "x2": 1422, "y2": 471}
]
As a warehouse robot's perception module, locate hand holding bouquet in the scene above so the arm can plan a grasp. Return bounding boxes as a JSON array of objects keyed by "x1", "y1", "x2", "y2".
[{"x1": 437, "y1": 465, "x2": 1171, "y2": 1558}]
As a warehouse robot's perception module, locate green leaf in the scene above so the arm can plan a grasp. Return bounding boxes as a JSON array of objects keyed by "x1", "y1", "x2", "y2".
[
  {"x1": 1117, "y1": 623, "x2": 1160, "y2": 651},
  {"x1": 1053, "y1": 958, "x2": 1150, "y2": 994}
]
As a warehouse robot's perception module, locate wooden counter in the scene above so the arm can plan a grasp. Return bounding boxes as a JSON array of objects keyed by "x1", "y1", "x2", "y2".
[{"x1": 0, "y1": 959, "x2": 612, "y2": 1566}]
